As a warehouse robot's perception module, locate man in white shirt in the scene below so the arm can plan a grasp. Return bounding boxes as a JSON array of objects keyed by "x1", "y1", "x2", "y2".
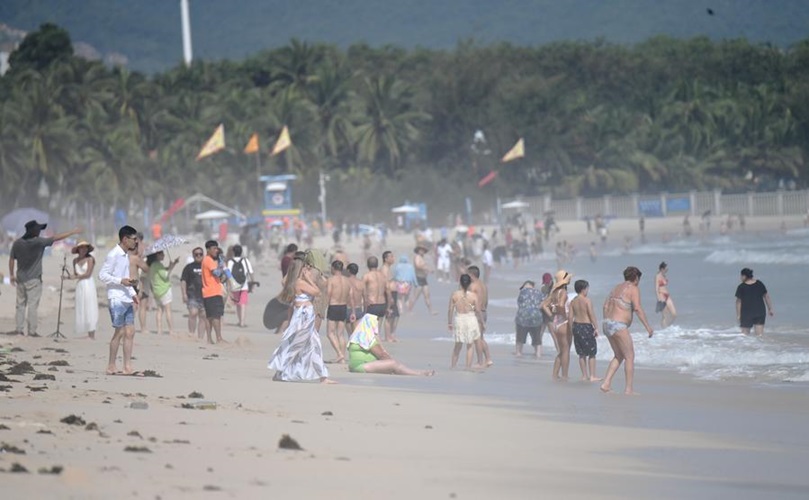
[
  {"x1": 435, "y1": 239, "x2": 453, "y2": 283},
  {"x1": 227, "y1": 244, "x2": 254, "y2": 328},
  {"x1": 99, "y1": 225, "x2": 139, "y2": 375},
  {"x1": 481, "y1": 242, "x2": 494, "y2": 284}
]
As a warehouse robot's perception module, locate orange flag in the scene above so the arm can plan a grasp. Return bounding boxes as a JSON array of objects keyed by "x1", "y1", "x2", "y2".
[
  {"x1": 196, "y1": 124, "x2": 225, "y2": 160},
  {"x1": 271, "y1": 125, "x2": 291, "y2": 156},
  {"x1": 244, "y1": 133, "x2": 259, "y2": 154},
  {"x1": 501, "y1": 138, "x2": 525, "y2": 163}
]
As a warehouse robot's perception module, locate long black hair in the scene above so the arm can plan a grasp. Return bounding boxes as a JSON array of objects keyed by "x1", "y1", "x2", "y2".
[{"x1": 460, "y1": 273, "x2": 472, "y2": 292}]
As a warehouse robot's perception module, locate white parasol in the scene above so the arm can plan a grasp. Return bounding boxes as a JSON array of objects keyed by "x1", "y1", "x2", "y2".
[
  {"x1": 501, "y1": 200, "x2": 530, "y2": 209},
  {"x1": 145, "y1": 234, "x2": 189, "y2": 258},
  {"x1": 391, "y1": 204, "x2": 420, "y2": 214}
]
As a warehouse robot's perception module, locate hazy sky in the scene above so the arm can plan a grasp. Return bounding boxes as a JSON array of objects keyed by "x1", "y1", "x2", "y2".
[{"x1": 2, "y1": 0, "x2": 808, "y2": 71}]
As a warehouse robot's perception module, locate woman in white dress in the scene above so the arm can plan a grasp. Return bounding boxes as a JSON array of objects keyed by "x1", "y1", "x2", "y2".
[
  {"x1": 268, "y1": 258, "x2": 335, "y2": 383},
  {"x1": 70, "y1": 241, "x2": 99, "y2": 339}
]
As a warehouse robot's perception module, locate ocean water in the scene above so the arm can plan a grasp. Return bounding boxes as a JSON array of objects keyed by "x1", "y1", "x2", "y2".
[{"x1": 434, "y1": 229, "x2": 809, "y2": 384}]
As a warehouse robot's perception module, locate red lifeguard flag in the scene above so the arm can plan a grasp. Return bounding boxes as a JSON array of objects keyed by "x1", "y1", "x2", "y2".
[{"x1": 478, "y1": 170, "x2": 498, "y2": 188}]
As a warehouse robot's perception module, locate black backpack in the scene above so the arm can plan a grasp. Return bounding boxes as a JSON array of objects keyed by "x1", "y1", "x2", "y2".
[{"x1": 231, "y1": 258, "x2": 247, "y2": 285}]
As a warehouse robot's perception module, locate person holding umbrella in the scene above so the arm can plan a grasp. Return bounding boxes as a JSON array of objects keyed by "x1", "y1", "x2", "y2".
[{"x1": 146, "y1": 250, "x2": 179, "y2": 335}]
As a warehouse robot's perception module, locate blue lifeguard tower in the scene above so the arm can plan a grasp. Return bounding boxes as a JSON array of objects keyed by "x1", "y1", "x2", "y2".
[{"x1": 260, "y1": 174, "x2": 301, "y2": 217}]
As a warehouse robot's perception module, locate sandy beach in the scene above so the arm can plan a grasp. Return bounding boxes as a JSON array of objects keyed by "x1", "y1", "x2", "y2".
[{"x1": 2, "y1": 215, "x2": 809, "y2": 499}]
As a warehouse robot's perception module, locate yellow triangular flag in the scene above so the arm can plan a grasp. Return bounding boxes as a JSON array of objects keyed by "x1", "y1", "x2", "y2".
[
  {"x1": 196, "y1": 124, "x2": 225, "y2": 160},
  {"x1": 271, "y1": 125, "x2": 291, "y2": 156},
  {"x1": 244, "y1": 133, "x2": 259, "y2": 154},
  {"x1": 501, "y1": 138, "x2": 525, "y2": 163}
]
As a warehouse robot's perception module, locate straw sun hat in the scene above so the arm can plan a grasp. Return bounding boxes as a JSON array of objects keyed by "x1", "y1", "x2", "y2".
[
  {"x1": 552, "y1": 269, "x2": 572, "y2": 290},
  {"x1": 71, "y1": 241, "x2": 94, "y2": 254}
]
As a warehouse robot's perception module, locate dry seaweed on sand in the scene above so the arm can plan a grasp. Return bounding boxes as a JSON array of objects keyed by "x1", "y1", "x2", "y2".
[
  {"x1": 38, "y1": 466, "x2": 63, "y2": 475},
  {"x1": 278, "y1": 434, "x2": 303, "y2": 451},
  {"x1": 60, "y1": 414, "x2": 86, "y2": 426},
  {"x1": 0, "y1": 442, "x2": 26, "y2": 454},
  {"x1": 7, "y1": 361, "x2": 35, "y2": 375},
  {"x1": 124, "y1": 446, "x2": 152, "y2": 453}
]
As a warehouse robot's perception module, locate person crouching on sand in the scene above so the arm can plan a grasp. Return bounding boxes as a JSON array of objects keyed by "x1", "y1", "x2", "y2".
[{"x1": 448, "y1": 274, "x2": 484, "y2": 370}]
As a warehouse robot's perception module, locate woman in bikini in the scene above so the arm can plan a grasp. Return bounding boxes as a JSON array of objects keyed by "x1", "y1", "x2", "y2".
[
  {"x1": 542, "y1": 269, "x2": 572, "y2": 380},
  {"x1": 448, "y1": 274, "x2": 484, "y2": 370},
  {"x1": 601, "y1": 266, "x2": 654, "y2": 395},
  {"x1": 655, "y1": 262, "x2": 677, "y2": 328}
]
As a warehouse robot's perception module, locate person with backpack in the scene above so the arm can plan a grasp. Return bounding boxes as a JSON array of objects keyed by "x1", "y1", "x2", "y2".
[{"x1": 227, "y1": 244, "x2": 254, "y2": 328}]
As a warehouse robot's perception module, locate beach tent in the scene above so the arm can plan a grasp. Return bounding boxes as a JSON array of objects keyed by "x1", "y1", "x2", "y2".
[
  {"x1": 194, "y1": 209, "x2": 230, "y2": 220},
  {"x1": 154, "y1": 193, "x2": 246, "y2": 223},
  {"x1": 391, "y1": 204, "x2": 420, "y2": 214},
  {"x1": 501, "y1": 200, "x2": 529, "y2": 209}
]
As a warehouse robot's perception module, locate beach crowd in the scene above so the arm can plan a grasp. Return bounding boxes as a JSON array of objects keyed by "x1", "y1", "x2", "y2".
[{"x1": 4, "y1": 216, "x2": 775, "y2": 395}]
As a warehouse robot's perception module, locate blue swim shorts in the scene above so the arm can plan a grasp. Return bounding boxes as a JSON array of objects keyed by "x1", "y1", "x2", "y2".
[{"x1": 109, "y1": 300, "x2": 135, "y2": 328}]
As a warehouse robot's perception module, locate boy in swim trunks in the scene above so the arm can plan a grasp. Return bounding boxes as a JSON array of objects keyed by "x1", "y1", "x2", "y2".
[{"x1": 568, "y1": 279, "x2": 600, "y2": 382}]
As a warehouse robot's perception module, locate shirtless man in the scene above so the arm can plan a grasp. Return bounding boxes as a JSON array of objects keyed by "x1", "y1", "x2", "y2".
[
  {"x1": 346, "y1": 263, "x2": 364, "y2": 333},
  {"x1": 325, "y1": 260, "x2": 355, "y2": 363},
  {"x1": 363, "y1": 256, "x2": 392, "y2": 329},
  {"x1": 133, "y1": 233, "x2": 151, "y2": 333},
  {"x1": 468, "y1": 265, "x2": 492, "y2": 367},
  {"x1": 381, "y1": 250, "x2": 399, "y2": 342},
  {"x1": 408, "y1": 246, "x2": 435, "y2": 314},
  {"x1": 128, "y1": 239, "x2": 149, "y2": 328}
]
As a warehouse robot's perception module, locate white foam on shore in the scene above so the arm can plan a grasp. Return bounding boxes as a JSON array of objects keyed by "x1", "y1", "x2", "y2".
[
  {"x1": 705, "y1": 249, "x2": 809, "y2": 265},
  {"x1": 431, "y1": 325, "x2": 809, "y2": 383}
]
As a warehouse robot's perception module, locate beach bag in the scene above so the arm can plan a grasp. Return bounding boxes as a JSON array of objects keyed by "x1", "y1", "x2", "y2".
[
  {"x1": 396, "y1": 281, "x2": 411, "y2": 295},
  {"x1": 231, "y1": 258, "x2": 247, "y2": 285}
]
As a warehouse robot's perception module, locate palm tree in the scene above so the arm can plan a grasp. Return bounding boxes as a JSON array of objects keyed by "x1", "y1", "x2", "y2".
[
  {"x1": 354, "y1": 75, "x2": 430, "y2": 175},
  {"x1": 307, "y1": 59, "x2": 355, "y2": 164}
]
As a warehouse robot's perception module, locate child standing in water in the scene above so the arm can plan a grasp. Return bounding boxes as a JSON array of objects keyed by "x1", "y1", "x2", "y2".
[{"x1": 568, "y1": 279, "x2": 600, "y2": 382}]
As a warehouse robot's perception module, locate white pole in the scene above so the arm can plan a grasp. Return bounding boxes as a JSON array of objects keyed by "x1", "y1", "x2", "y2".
[
  {"x1": 318, "y1": 171, "x2": 328, "y2": 225},
  {"x1": 180, "y1": 0, "x2": 193, "y2": 66}
]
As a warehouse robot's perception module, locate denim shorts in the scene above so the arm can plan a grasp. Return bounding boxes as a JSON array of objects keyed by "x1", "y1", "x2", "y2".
[{"x1": 109, "y1": 300, "x2": 135, "y2": 328}]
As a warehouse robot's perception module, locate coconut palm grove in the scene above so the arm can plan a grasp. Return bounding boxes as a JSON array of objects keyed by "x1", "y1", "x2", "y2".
[{"x1": 2, "y1": 22, "x2": 809, "y2": 219}]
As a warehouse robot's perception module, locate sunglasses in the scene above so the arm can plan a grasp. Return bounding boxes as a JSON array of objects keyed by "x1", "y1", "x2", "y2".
[{"x1": 193, "y1": 252, "x2": 203, "y2": 257}]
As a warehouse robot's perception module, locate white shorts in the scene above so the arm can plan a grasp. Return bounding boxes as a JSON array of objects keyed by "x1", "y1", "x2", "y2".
[
  {"x1": 437, "y1": 257, "x2": 451, "y2": 273},
  {"x1": 156, "y1": 288, "x2": 173, "y2": 306}
]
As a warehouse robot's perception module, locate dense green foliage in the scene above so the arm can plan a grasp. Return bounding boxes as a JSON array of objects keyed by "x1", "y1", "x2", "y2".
[
  {"x1": 7, "y1": 22, "x2": 73, "y2": 71},
  {"x1": 2, "y1": 24, "x2": 808, "y2": 220}
]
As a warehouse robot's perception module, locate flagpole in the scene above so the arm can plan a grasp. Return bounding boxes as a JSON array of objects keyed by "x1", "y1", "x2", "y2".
[{"x1": 255, "y1": 147, "x2": 262, "y2": 212}]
